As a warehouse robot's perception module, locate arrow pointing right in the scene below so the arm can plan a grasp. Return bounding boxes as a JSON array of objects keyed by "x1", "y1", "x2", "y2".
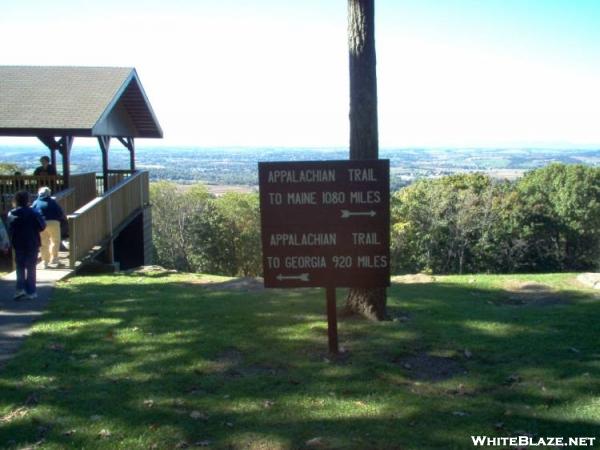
[{"x1": 341, "y1": 209, "x2": 377, "y2": 219}]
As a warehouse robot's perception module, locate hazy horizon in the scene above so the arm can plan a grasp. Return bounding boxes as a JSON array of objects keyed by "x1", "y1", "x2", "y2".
[{"x1": 1, "y1": 141, "x2": 599, "y2": 152}]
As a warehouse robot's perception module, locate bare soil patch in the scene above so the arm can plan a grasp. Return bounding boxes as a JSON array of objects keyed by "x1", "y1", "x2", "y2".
[
  {"x1": 125, "y1": 265, "x2": 178, "y2": 277},
  {"x1": 394, "y1": 352, "x2": 465, "y2": 381},
  {"x1": 502, "y1": 280, "x2": 570, "y2": 306},
  {"x1": 130, "y1": 265, "x2": 176, "y2": 274},
  {"x1": 205, "y1": 348, "x2": 286, "y2": 378},
  {"x1": 198, "y1": 277, "x2": 265, "y2": 292},
  {"x1": 391, "y1": 274, "x2": 436, "y2": 284},
  {"x1": 576, "y1": 273, "x2": 600, "y2": 290}
]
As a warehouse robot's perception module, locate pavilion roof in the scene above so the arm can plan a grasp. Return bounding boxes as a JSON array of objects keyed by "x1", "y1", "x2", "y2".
[{"x1": 0, "y1": 66, "x2": 163, "y2": 138}]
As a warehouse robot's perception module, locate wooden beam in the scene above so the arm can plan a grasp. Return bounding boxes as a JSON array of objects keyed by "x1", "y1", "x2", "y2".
[
  {"x1": 116, "y1": 136, "x2": 130, "y2": 149},
  {"x1": 98, "y1": 136, "x2": 111, "y2": 193},
  {"x1": 38, "y1": 135, "x2": 58, "y2": 150},
  {"x1": 117, "y1": 136, "x2": 136, "y2": 172},
  {"x1": 37, "y1": 136, "x2": 59, "y2": 168}
]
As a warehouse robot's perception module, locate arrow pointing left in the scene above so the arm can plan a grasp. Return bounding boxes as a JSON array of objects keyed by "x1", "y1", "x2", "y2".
[{"x1": 276, "y1": 273, "x2": 310, "y2": 282}]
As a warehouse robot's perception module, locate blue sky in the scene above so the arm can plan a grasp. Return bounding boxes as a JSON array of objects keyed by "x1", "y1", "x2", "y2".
[{"x1": 1, "y1": 0, "x2": 599, "y2": 148}]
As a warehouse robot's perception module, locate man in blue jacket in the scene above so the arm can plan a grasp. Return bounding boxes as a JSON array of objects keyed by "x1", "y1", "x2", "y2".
[
  {"x1": 7, "y1": 191, "x2": 46, "y2": 300},
  {"x1": 32, "y1": 187, "x2": 65, "y2": 268}
]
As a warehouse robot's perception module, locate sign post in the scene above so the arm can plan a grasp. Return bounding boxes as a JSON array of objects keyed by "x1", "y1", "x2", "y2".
[{"x1": 259, "y1": 160, "x2": 390, "y2": 354}]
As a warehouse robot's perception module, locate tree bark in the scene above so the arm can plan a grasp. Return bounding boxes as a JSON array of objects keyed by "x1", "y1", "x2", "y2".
[
  {"x1": 346, "y1": 0, "x2": 388, "y2": 321},
  {"x1": 348, "y1": 0, "x2": 378, "y2": 158}
]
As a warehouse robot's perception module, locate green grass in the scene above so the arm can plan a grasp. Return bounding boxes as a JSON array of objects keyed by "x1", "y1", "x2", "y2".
[{"x1": 1, "y1": 272, "x2": 599, "y2": 449}]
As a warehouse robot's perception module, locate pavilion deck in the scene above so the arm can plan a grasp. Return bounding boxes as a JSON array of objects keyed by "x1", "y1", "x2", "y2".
[{"x1": 1, "y1": 170, "x2": 149, "y2": 270}]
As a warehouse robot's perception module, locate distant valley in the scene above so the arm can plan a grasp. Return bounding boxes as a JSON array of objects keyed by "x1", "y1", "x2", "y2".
[{"x1": 1, "y1": 145, "x2": 598, "y2": 191}]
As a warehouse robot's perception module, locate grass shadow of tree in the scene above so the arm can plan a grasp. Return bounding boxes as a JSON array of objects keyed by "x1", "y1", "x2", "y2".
[{"x1": 0, "y1": 273, "x2": 598, "y2": 449}]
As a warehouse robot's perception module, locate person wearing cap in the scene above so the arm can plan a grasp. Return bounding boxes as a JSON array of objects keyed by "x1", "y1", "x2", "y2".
[
  {"x1": 33, "y1": 156, "x2": 57, "y2": 176},
  {"x1": 7, "y1": 191, "x2": 46, "y2": 300},
  {"x1": 32, "y1": 187, "x2": 65, "y2": 268}
]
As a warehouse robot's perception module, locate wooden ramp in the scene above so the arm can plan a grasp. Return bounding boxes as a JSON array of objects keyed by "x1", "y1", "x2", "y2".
[{"x1": 66, "y1": 170, "x2": 150, "y2": 270}]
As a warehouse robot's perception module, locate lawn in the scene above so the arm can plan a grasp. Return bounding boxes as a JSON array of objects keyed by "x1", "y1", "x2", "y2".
[{"x1": 0, "y1": 271, "x2": 599, "y2": 449}]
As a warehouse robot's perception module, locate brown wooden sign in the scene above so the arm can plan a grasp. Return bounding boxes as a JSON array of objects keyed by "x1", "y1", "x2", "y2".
[{"x1": 259, "y1": 159, "x2": 390, "y2": 288}]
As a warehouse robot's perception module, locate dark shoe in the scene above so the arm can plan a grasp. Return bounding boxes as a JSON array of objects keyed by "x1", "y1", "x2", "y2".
[{"x1": 13, "y1": 290, "x2": 26, "y2": 300}]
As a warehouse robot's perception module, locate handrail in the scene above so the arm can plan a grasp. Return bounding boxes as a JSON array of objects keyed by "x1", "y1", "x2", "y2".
[
  {"x1": 68, "y1": 170, "x2": 149, "y2": 268},
  {"x1": 55, "y1": 187, "x2": 77, "y2": 215},
  {"x1": 106, "y1": 169, "x2": 135, "y2": 174}
]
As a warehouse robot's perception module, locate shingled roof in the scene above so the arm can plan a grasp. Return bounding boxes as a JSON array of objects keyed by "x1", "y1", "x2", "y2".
[{"x1": 0, "y1": 66, "x2": 163, "y2": 138}]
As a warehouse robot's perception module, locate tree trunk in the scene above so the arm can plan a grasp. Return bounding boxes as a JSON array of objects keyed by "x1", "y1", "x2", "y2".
[
  {"x1": 346, "y1": 287, "x2": 387, "y2": 321},
  {"x1": 348, "y1": 0, "x2": 379, "y2": 158},
  {"x1": 345, "y1": 0, "x2": 388, "y2": 321}
]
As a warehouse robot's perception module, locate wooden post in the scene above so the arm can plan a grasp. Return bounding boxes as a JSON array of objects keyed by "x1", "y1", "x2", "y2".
[
  {"x1": 68, "y1": 216, "x2": 76, "y2": 269},
  {"x1": 50, "y1": 148, "x2": 57, "y2": 170},
  {"x1": 105, "y1": 240, "x2": 115, "y2": 265},
  {"x1": 98, "y1": 136, "x2": 111, "y2": 193},
  {"x1": 105, "y1": 193, "x2": 114, "y2": 265},
  {"x1": 326, "y1": 286, "x2": 339, "y2": 355},
  {"x1": 58, "y1": 136, "x2": 74, "y2": 189},
  {"x1": 128, "y1": 137, "x2": 135, "y2": 172}
]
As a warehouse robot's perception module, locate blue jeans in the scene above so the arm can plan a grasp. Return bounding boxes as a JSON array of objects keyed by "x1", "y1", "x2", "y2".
[{"x1": 15, "y1": 249, "x2": 38, "y2": 295}]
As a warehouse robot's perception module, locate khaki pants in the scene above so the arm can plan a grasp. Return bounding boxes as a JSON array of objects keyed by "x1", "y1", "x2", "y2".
[{"x1": 40, "y1": 220, "x2": 61, "y2": 264}]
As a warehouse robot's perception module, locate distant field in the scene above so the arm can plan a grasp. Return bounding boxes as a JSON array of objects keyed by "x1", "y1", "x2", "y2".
[
  {"x1": 2, "y1": 145, "x2": 598, "y2": 188},
  {"x1": 1, "y1": 271, "x2": 598, "y2": 449},
  {"x1": 484, "y1": 169, "x2": 527, "y2": 180},
  {"x1": 204, "y1": 184, "x2": 257, "y2": 196},
  {"x1": 173, "y1": 183, "x2": 256, "y2": 196}
]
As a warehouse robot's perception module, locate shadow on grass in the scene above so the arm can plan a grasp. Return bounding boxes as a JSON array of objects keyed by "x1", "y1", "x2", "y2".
[{"x1": 0, "y1": 274, "x2": 599, "y2": 449}]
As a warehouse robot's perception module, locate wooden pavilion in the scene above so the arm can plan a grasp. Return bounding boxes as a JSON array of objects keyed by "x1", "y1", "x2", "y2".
[
  {"x1": 0, "y1": 66, "x2": 163, "y2": 270},
  {"x1": 0, "y1": 66, "x2": 162, "y2": 189}
]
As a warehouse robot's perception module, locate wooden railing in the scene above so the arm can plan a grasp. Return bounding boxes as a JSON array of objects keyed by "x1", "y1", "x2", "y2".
[
  {"x1": 0, "y1": 175, "x2": 65, "y2": 215},
  {"x1": 0, "y1": 175, "x2": 64, "y2": 196},
  {"x1": 69, "y1": 172, "x2": 98, "y2": 211},
  {"x1": 96, "y1": 170, "x2": 134, "y2": 196},
  {"x1": 55, "y1": 188, "x2": 77, "y2": 215},
  {"x1": 1, "y1": 190, "x2": 76, "y2": 219},
  {"x1": 68, "y1": 170, "x2": 149, "y2": 268},
  {"x1": 1, "y1": 195, "x2": 11, "y2": 216}
]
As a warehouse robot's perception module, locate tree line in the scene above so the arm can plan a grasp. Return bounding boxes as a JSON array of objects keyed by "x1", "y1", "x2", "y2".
[
  {"x1": 151, "y1": 164, "x2": 600, "y2": 276},
  {"x1": 150, "y1": 182, "x2": 261, "y2": 276}
]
